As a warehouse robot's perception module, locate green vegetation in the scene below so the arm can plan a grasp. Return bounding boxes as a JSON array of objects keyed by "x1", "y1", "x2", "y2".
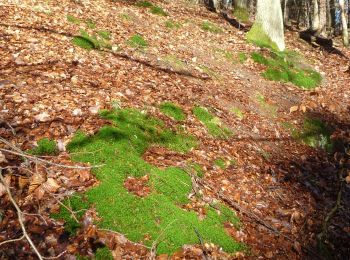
[
  {"x1": 162, "y1": 55, "x2": 186, "y2": 70},
  {"x1": 233, "y1": 6, "x2": 249, "y2": 23},
  {"x1": 128, "y1": 34, "x2": 148, "y2": 48},
  {"x1": 67, "y1": 14, "x2": 81, "y2": 24},
  {"x1": 86, "y1": 19, "x2": 96, "y2": 29},
  {"x1": 285, "y1": 118, "x2": 333, "y2": 152},
  {"x1": 160, "y1": 102, "x2": 186, "y2": 121},
  {"x1": 54, "y1": 108, "x2": 243, "y2": 255},
  {"x1": 136, "y1": 1, "x2": 168, "y2": 16},
  {"x1": 193, "y1": 106, "x2": 233, "y2": 138},
  {"x1": 255, "y1": 92, "x2": 278, "y2": 117},
  {"x1": 136, "y1": 1, "x2": 153, "y2": 8},
  {"x1": 97, "y1": 30, "x2": 111, "y2": 40},
  {"x1": 29, "y1": 138, "x2": 57, "y2": 155},
  {"x1": 150, "y1": 6, "x2": 168, "y2": 16},
  {"x1": 72, "y1": 29, "x2": 112, "y2": 50},
  {"x1": 238, "y1": 52, "x2": 247, "y2": 63},
  {"x1": 165, "y1": 20, "x2": 182, "y2": 29},
  {"x1": 247, "y1": 23, "x2": 279, "y2": 50},
  {"x1": 214, "y1": 158, "x2": 226, "y2": 169},
  {"x1": 188, "y1": 162, "x2": 204, "y2": 178},
  {"x1": 95, "y1": 247, "x2": 113, "y2": 260},
  {"x1": 230, "y1": 107, "x2": 244, "y2": 120},
  {"x1": 251, "y1": 51, "x2": 322, "y2": 89},
  {"x1": 120, "y1": 13, "x2": 132, "y2": 21},
  {"x1": 51, "y1": 195, "x2": 89, "y2": 235},
  {"x1": 201, "y1": 21, "x2": 223, "y2": 33}
]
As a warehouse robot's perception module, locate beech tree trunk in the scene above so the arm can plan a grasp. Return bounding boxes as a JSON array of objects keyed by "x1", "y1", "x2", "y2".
[
  {"x1": 339, "y1": 0, "x2": 349, "y2": 46},
  {"x1": 255, "y1": 0, "x2": 285, "y2": 50},
  {"x1": 312, "y1": 0, "x2": 320, "y2": 31}
]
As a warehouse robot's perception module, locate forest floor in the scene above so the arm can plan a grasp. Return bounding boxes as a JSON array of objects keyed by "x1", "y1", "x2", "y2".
[{"x1": 1, "y1": 0, "x2": 350, "y2": 259}]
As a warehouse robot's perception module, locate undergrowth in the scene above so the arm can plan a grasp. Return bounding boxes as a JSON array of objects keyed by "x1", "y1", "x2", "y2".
[
  {"x1": 165, "y1": 20, "x2": 181, "y2": 29},
  {"x1": 54, "y1": 108, "x2": 243, "y2": 255},
  {"x1": 136, "y1": 1, "x2": 168, "y2": 16},
  {"x1": 230, "y1": 107, "x2": 244, "y2": 120},
  {"x1": 232, "y1": 6, "x2": 249, "y2": 23},
  {"x1": 201, "y1": 21, "x2": 223, "y2": 33},
  {"x1": 128, "y1": 34, "x2": 148, "y2": 48},
  {"x1": 284, "y1": 118, "x2": 333, "y2": 152},
  {"x1": 72, "y1": 29, "x2": 112, "y2": 50},
  {"x1": 250, "y1": 51, "x2": 322, "y2": 89},
  {"x1": 160, "y1": 102, "x2": 186, "y2": 121},
  {"x1": 29, "y1": 138, "x2": 57, "y2": 155},
  {"x1": 193, "y1": 106, "x2": 233, "y2": 138}
]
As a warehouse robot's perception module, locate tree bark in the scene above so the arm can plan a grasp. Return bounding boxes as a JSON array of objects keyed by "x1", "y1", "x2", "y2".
[
  {"x1": 339, "y1": 0, "x2": 349, "y2": 46},
  {"x1": 256, "y1": 0, "x2": 285, "y2": 50}
]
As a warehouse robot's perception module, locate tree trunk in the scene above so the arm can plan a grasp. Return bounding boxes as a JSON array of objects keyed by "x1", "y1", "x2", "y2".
[
  {"x1": 312, "y1": 0, "x2": 320, "y2": 31},
  {"x1": 284, "y1": 0, "x2": 291, "y2": 26},
  {"x1": 339, "y1": 0, "x2": 349, "y2": 46},
  {"x1": 247, "y1": 0, "x2": 285, "y2": 50},
  {"x1": 318, "y1": 0, "x2": 327, "y2": 36}
]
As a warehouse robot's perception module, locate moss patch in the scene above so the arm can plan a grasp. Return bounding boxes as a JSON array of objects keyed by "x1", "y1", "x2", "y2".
[
  {"x1": 95, "y1": 247, "x2": 113, "y2": 260},
  {"x1": 247, "y1": 23, "x2": 278, "y2": 50},
  {"x1": 285, "y1": 118, "x2": 333, "y2": 152},
  {"x1": 57, "y1": 108, "x2": 242, "y2": 255},
  {"x1": 188, "y1": 162, "x2": 204, "y2": 178},
  {"x1": 128, "y1": 34, "x2": 148, "y2": 48},
  {"x1": 72, "y1": 29, "x2": 112, "y2": 50},
  {"x1": 214, "y1": 158, "x2": 226, "y2": 169},
  {"x1": 193, "y1": 106, "x2": 233, "y2": 139},
  {"x1": 165, "y1": 20, "x2": 181, "y2": 29},
  {"x1": 251, "y1": 51, "x2": 322, "y2": 89},
  {"x1": 201, "y1": 21, "x2": 223, "y2": 33},
  {"x1": 29, "y1": 138, "x2": 57, "y2": 155},
  {"x1": 230, "y1": 107, "x2": 244, "y2": 120},
  {"x1": 136, "y1": 1, "x2": 168, "y2": 16},
  {"x1": 232, "y1": 6, "x2": 249, "y2": 23},
  {"x1": 67, "y1": 14, "x2": 81, "y2": 24},
  {"x1": 160, "y1": 102, "x2": 186, "y2": 121}
]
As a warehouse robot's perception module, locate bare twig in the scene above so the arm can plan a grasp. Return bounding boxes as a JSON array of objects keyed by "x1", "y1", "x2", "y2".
[
  {"x1": 0, "y1": 169, "x2": 44, "y2": 260},
  {"x1": 0, "y1": 234, "x2": 25, "y2": 246}
]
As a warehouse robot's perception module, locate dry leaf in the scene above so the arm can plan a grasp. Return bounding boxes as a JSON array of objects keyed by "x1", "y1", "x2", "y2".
[
  {"x1": 29, "y1": 173, "x2": 46, "y2": 193},
  {"x1": 0, "y1": 151, "x2": 7, "y2": 163},
  {"x1": 289, "y1": 106, "x2": 299, "y2": 113},
  {"x1": 345, "y1": 175, "x2": 350, "y2": 184},
  {"x1": 0, "y1": 182, "x2": 6, "y2": 197},
  {"x1": 42, "y1": 178, "x2": 60, "y2": 193}
]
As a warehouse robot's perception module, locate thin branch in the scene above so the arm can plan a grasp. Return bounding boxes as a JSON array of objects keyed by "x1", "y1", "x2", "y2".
[
  {"x1": 0, "y1": 169, "x2": 43, "y2": 260},
  {"x1": 0, "y1": 234, "x2": 25, "y2": 246}
]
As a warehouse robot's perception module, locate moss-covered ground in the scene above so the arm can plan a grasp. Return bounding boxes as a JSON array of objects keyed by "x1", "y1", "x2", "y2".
[
  {"x1": 250, "y1": 51, "x2": 322, "y2": 89},
  {"x1": 160, "y1": 102, "x2": 186, "y2": 121},
  {"x1": 29, "y1": 138, "x2": 57, "y2": 155},
  {"x1": 193, "y1": 106, "x2": 233, "y2": 139},
  {"x1": 54, "y1": 108, "x2": 243, "y2": 255}
]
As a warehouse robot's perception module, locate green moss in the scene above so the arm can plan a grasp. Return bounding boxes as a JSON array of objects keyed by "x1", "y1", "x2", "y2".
[
  {"x1": 214, "y1": 158, "x2": 226, "y2": 169},
  {"x1": 230, "y1": 107, "x2": 244, "y2": 120},
  {"x1": 86, "y1": 19, "x2": 96, "y2": 29},
  {"x1": 251, "y1": 50, "x2": 322, "y2": 89},
  {"x1": 232, "y1": 6, "x2": 249, "y2": 23},
  {"x1": 247, "y1": 23, "x2": 279, "y2": 51},
  {"x1": 160, "y1": 102, "x2": 186, "y2": 121},
  {"x1": 59, "y1": 108, "x2": 242, "y2": 255},
  {"x1": 162, "y1": 55, "x2": 186, "y2": 71},
  {"x1": 188, "y1": 162, "x2": 204, "y2": 178},
  {"x1": 29, "y1": 138, "x2": 57, "y2": 155},
  {"x1": 150, "y1": 6, "x2": 168, "y2": 16},
  {"x1": 51, "y1": 195, "x2": 89, "y2": 235},
  {"x1": 201, "y1": 21, "x2": 223, "y2": 33},
  {"x1": 97, "y1": 30, "x2": 111, "y2": 40},
  {"x1": 193, "y1": 106, "x2": 233, "y2": 139},
  {"x1": 67, "y1": 14, "x2": 81, "y2": 24},
  {"x1": 238, "y1": 52, "x2": 247, "y2": 63},
  {"x1": 95, "y1": 247, "x2": 113, "y2": 260},
  {"x1": 293, "y1": 118, "x2": 333, "y2": 152},
  {"x1": 255, "y1": 92, "x2": 278, "y2": 118},
  {"x1": 128, "y1": 34, "x2": 148, "y2": 48},
  {"x1": 120, "y1": 13, "x2": 132, "y2": 21},
  {"x1": 165, "y1": 20, "x2": 181, "y2": 29},
  {"x1": 136, "y1": 1, "x2": 153, "y2": 8}
]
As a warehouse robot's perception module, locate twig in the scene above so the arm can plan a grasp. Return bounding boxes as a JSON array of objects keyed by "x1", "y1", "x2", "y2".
[
  {"x1": 0, "y1": 148, "x2": 103, "y2": 169},
  {"x1": 99, "y1": 229, "x2": 151, "y2": 249},
  {"x1": 194, "y1": 228, "x2": 210, "y2": 260},
  {"x1": 0, "y1": 169, "x2": 43, "y2": 260},
  {"x1": 0, "y1": 234, "x2": 25, "y2": 246}
]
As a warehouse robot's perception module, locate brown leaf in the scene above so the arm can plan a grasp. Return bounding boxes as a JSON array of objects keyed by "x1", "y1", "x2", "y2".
[
  {"x1": 289, "y1": 106, "x2": 299, "y2": 113},
  {"x1": 29, "y1": 173, "x2": 45, "y2": 193},
  {"x1": 42, "y1": 178, "x2": 60, "y2": 193}
]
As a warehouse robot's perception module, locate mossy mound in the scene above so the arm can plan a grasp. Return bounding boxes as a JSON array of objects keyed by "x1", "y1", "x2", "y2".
[
  {"x1": 247, "y1": 23, "x2": 279, "y2": 51},
  {"x1": 193, "y1": 106, "x2": 233, "y2": 139},
  {"x1": 232, "y1": 6, "x2": 249, "y2": 23},
  {"x1": 251, "y1": 51, "x2": 322, "y2": 89},
  {"x1": 29, "y1": 138, "x2": 57, "y2": 155},
  {"x1": 160, "y1": 102, "x2": 186, "y2": 121},
  {"x1": 201, "y1": 21, "x2": 223, "y2": 33},
  {"x1": 55, "y1": 108, "x2": 243, "y2": 255}
]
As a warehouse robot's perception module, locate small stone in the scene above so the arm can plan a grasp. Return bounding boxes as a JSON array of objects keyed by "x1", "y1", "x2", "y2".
[
  {"x1": 72, "y1": 108, "x2": 82, "y2": 116},
  {"x1": 89, "y1": 105, "x2": 100, "y2": 114},
  {"x1": 34, "y1": 112, "x2": 50, "y2": 122}
]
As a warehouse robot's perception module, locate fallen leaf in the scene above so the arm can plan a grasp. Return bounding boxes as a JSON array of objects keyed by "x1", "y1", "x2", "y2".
[
  {"x1": 42, "y1": 178, "x2": 60, "y2": 193},
  {"x1": 289, "y1": 106, "x2": 299, "y2": 113}
]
